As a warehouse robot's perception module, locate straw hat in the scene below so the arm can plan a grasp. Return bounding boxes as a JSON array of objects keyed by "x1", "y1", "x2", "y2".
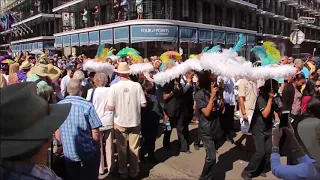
[
  {"x1": 114, "y1": 62, "x2": 131, "y2": 74},
  {"x1": 28, "y1": 63, "x2": 61, "y2": 81},
  {"x1": 298, "y1": 117, "x2": 320, "y2": 162},
  {"x1": 0, "y1": 83, "x2": 71, "y2": 158},
  {"x1": 20, "y1": 60, "x2": 33, "y2": 70}
]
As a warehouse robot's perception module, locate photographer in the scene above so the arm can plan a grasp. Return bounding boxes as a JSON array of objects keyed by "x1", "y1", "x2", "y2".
[
  {"x1": 271, "y1": 117, "x2": 320, "y2": 179},
  {"x1": 162, "y1": 77, "x2": 190, "y2": 153}
]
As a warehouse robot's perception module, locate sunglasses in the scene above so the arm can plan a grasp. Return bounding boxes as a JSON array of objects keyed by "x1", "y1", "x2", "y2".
[{"x1": 316, "y1": 85, "x2": 320, "y2": 88}]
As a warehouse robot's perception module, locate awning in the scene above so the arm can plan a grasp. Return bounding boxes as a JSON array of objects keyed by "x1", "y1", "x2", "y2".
[
  {"x1": 226, "y1": 32, "x2": 237, "y2": 44},
  {"x1": 55, "y1": 36, "x2": 62, "y2": 48},
  {"x1": 114, "y1": 27, "x2": 129, "y2": 44},
  {"x1": 89, "y1": 31, "x2": 100, "y2": 45},
  {"x1": 62, "y1": 35, "x2": 71, "y2": 47},
  {"x1": 23, "y1": 44, "x2": 27, "y2": 52},
  {"x1": 12, "y1": 45, "x2": 16, "y2": 52},
  {"x1": 28, "y1": 43, "x2": 33, "y2": 51},
  {"x1": 199, "y1": 29, "x2": 213, "y2": 43},
  {"x1": 247, "y1": 34, "x2": 256, "y2": 45},
  {"x1": 100, "y1": 29, "x2": 113, "y2": 44},
  {"x1": 38, "y1": 42, "x2": 43, "y2": 50},
  {"x1": 32, "y1": 42, "x2": 38, "y2": 50},
  {"x1": 79, "y1": 32, "x2": 89, "y2": 46},
  {"x1": 71, "y1": 34, "x2": 80, "y2": 47},
  {"x1": 180, "y1": 27, "x2": 198, "y2": 43},
  {"x1": 44, "y1": 42, "x2": 55, "y2": 50},
  {"x1": 213, "y1": 31, "x2": 226, "y2": 44},
  {"x1": 130, "y1": 25, "x2": 178, "y2": 43}
]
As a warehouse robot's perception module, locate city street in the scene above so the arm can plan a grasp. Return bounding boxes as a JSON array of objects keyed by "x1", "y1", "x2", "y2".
[{"x1": 100, "y1": 122, "x2": 285, "y2": 180}]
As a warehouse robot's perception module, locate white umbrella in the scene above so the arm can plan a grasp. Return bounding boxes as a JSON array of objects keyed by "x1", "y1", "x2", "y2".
[{"x1": 30, "y1": 49, "x2": 44, "y2": 55}]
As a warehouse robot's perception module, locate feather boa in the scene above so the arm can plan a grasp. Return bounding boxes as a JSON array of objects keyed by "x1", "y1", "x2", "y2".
[
  {"x1": 83, "y1": 60, "x2": 114, "y2": 77},
  {"x1": 252, "y1": 65, "x2": 297, "y2": 80},
  {"x1": 129, "y1": 63, "x2": 154, "y2": 74},
  {"x1": 153, "y1": 58, "x2": 202, "y2": 85}
]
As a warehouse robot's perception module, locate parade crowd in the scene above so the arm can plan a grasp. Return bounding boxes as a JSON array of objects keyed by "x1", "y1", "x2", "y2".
[{"x1": 0, "y1": 50, "x2": 320, "y2": 180}]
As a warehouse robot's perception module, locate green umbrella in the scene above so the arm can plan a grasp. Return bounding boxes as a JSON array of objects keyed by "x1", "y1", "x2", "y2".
[{"x1": 116, "y1": 47, "x2": 140, "y2": 58}]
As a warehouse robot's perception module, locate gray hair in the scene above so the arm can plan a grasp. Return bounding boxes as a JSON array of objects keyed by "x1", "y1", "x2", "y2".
[
  {"x1": 94, "y1": 73, "x2": 108, "y2": 87},
  {"x1": 67, "y1": 79, "x2": 82, "y2": 96},
  {"x1": 73, "y1": 70, "x2": 85, "y2": 82}
]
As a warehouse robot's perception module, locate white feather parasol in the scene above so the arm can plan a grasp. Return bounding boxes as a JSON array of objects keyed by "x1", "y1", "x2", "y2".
[
  {"x1": 153, "y1": 58, "x2": 202, "y2": 85},
  {"x1": 83, "y1": 60, "x2": 114, "y2": 77},
  {"x1": 129, "y1": 63, "x2": 154, "y2": 74}
]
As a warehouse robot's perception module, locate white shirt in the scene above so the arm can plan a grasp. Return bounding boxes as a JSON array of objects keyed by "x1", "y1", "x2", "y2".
[
  {"x1": 60, "y1": 75, "x2": 71, "y2": 97},
  {"x1": 107, "y1": 80, "x2": 146, "y2": 127},
  {"x1": 219, "y1": 76, "x2": 236, "y2": 106},
  {"x1": 86, "y1": 87, "x2": 114, "y2": 126}
]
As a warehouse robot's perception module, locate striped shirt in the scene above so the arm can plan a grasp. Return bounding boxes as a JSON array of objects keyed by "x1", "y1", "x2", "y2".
[{"x1": 58, "y1": 96, "x2": 102, "y2": 162}]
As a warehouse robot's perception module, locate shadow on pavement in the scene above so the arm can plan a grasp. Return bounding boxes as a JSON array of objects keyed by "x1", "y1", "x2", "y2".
[{"x1": 213, "y1": 146, "x2": 252, "y2": 180}]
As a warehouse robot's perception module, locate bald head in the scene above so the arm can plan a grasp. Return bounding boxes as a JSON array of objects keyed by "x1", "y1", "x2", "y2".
[{"x1": 67, "y1": 79, "x2": 82, "y2": 96}]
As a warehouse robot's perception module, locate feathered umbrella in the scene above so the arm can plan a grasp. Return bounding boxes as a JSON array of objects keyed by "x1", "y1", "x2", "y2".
[
  {"x1": 117, "y1": 47, "x2": 140, "y2": 58},
  {"x1": 160, "y1": 51, "x2": 182, "y2": 64}
]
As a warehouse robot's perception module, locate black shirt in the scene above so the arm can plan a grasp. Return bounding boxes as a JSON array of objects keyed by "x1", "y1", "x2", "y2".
[
  {"x1": 161, "y1": 80, "x2": 183, "y2": 117},
  {"x1": 194, "y1": 89, "x2": 224, "y2": 140},
  {"x1": 251, "y1": 95, "x2": 279, "y2": 136}
]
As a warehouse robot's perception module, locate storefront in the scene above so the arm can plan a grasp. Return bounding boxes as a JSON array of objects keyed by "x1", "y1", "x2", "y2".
[{"x1": 55, "y1": 20, "x2": 257, "y2": 60}]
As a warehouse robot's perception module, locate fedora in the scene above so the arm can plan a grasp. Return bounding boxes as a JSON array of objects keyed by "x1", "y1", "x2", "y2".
[
  {"x1": 0, "y1": 83, "x2": 71, "y2": 158},
  {"x1": 114, "y1": 62, "x2": 131, "y2": 74},
  {"x1": 20, "y1": 60, "x2": 33, "y2": 70},
  {"x1": 28, "y1": 63, "x2": 61, "y2": 81},
  {"x1": 298, "y1": 117, "x2": 320, "y2": 162}
]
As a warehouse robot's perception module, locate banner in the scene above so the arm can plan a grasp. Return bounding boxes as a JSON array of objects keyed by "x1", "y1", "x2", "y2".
[{"x1": 130, "y1": 25, "x2": 178, "y2": 43}]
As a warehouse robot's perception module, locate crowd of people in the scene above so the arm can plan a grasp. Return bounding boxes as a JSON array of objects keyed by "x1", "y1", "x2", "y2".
[{"x1": 0, "y1": 49, "x2": 320, "y2": 180}]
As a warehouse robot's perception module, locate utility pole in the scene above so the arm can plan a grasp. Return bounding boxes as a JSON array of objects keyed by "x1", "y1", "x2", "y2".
[{"x1": 293, "y1": 0, "x2": 301, "y2": 58}]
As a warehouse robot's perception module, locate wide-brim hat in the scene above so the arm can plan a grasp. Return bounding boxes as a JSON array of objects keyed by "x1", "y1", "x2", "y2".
[
  {"x1": 114, "y1": 62, "x2": 131, "y2": 74},
  {"x1": 297, "y1": 117, "x2": 320, "y2": 162},
  {"x1": 0, "y1": 83, "x2": 71, "y2": 158},
  {"x1": 27, "y1": 63, "x2": 61, "y2": 81},
  {"x1": 20, "y1": 60, "x2": 33, "y2": 70}
]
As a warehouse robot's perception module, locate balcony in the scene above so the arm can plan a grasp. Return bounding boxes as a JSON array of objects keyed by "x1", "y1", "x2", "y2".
[{"x1": 227, "y1": 0, "x2": 258, "y2": 9}]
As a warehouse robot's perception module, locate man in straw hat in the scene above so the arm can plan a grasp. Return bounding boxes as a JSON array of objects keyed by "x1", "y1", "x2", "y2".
[
  {"x1": 0, "y1": 83, "x2": 71, "y2": 179},
  {"x1": 107, "y1": 62, "x2": 147, "y2": 179},
  {"x1": 17, "y1": 60, "x2": 33, "y2": 82}
]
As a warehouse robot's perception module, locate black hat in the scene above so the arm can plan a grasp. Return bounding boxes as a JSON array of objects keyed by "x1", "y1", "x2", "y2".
[{"x1": 0, "y1": 83, "x2": 71, "y2": 158}]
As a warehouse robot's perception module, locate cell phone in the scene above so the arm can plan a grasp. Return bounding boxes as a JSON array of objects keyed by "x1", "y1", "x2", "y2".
[{"x1": 279, "y1": 110, "x2": 290, "y2": 127}]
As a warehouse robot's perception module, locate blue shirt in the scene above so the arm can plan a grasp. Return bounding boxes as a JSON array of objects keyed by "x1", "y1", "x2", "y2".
[
  {"x1": 110, "y1": 75, "x2": 120, "y2": 86},
  {"x1": 58, "y1": 96, "x2": 102, "y2": 162},
  {"x1": 271, "y1": 153, "x2": 320, "y2": 180}
]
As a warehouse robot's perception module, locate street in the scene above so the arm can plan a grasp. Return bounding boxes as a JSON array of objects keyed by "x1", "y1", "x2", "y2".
[{"x1": 100, "y1": 123, "x2": 285, "y2": 180}]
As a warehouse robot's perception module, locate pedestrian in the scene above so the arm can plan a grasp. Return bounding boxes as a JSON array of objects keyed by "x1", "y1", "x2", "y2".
[
  {"x1": 241, "y1": 79, "x2": 280, "y2": 179},
  {"x1": 0, "y1": 82, "x2": 71, "y2": 180},
  {"x1": 17, "y1": 60, "x2": 32, "y2": 82},
  {"x1": 107, "y1": 62, "x2": 147, "y2": 179},
  {"x1": 86, "y1": 73, "x2": 115, "y2": 175},
  {"x1": 140, "y1": 79, "x2": 167, "y2": 163},
  {"x1": 93, "y1": 5, "x2": 100, "y2": 26},
  {"x1": 235, "y1": 78, "x2": 258, "y2": 152},
  {"x1": 60, "y1": 65, "x2": 75, "y2": 97},
  {"x1": 82, "y1": 8, "x2": 88, "y2": 28},
  {"x1": 7, "y1": 63, "x2": 19, "y2": 85},
  {"x1": 136, "y1": 0, "x2": 143, "y2": 19},
  {"x1": 194, "y1": 71, "x2": 225, "y2": 180},
  {"x1": 56, "y1": 79, "x2": 102, "y2": 180}
]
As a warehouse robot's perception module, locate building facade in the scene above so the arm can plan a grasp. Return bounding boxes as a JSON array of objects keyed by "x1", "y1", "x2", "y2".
[{"x1": 2, "y1": 0, "x2": 320, "y2": 59}]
